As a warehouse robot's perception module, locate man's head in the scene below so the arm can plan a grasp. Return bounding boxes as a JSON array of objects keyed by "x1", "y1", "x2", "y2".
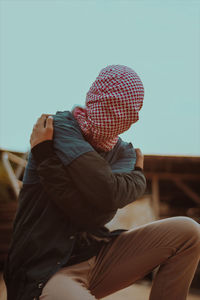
[
  {"x1": 73, "y1": 65, "x2": 144, "y2": 151},
  {"x1": 86, "y1": 65, "x2": 144, "y2": 136}
]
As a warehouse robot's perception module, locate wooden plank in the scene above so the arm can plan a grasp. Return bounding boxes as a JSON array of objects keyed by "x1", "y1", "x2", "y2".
[
  {"x1": 145, "y1": 172, "x2": 200, "y2": 180},
  {"x1": 6, "y1": 152, "x2": 27, "y2": 168},
  {"x1": 151, "y1": 176, "x2": 160, "y2": 219},
  {"x1": 2, "y1": 153, "x2": 20, "y2": 197}
]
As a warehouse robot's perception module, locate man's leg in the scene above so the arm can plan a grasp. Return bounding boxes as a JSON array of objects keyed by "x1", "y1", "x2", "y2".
[{"x1": 88, "y1": 216, "x2": 200, "y2": 300}]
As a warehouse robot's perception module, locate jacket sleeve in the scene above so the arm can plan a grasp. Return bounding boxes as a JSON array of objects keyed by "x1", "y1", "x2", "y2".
[
  {"x1": 31, "y1": 140, "x2": 116, "y2": 230},
  {"x1": 67, "y1": 151, "x2": 146, "y2": 211},
  {"x1": 32, "y1": 140, "x2": 146, "y2": 214}
]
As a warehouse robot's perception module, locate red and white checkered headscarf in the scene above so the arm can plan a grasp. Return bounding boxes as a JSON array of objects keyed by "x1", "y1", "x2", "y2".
[{"x1": 73, "y1": 65, "x2": 144, "y2": 152}]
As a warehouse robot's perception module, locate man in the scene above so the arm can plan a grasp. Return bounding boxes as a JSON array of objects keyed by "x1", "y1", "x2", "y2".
[{"x1": 4, "y1": 65, "x2": 200, "y2": 300}]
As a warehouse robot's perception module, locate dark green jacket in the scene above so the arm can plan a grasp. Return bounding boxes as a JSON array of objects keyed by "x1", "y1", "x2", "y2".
[{"x1": 3, "y1": 111, "x2": 146, "y2": 300}]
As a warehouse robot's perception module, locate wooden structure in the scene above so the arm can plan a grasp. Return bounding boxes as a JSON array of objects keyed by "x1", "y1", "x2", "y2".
[
  {"x1": 107, "y1": 155, "x2": 200, "y2": 230},
  {"x1": 2, "y1": 151, "x2": 27, "y2": 197},
  {"x1": 0, "y1": 149, "x2": 27, "y2": 268},
  {"x1": 144, "y1": 155, "x2": 200, "y2": 222}
]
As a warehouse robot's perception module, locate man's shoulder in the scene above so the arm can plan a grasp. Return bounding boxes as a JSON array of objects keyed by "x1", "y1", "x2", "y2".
[
  {"x1": 53, "y1": 110, "x2": 84, "y2": 139},
  {"x1": 52, "y1": 110, "x2": 94, "y2": 166},
  {"x1": 53, "y1": 110, "x2": 76, "y2": 126}
]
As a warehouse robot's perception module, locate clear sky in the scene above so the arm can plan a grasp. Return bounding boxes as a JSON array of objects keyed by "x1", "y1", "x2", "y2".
[{"x1": 0, "y1": 0, "x2": 200, "y2": 155}]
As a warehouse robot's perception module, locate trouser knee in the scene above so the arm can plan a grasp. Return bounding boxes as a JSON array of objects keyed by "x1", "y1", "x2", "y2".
[{"x1": 171, "y1": 216, "x2": 200, "y2": 250}]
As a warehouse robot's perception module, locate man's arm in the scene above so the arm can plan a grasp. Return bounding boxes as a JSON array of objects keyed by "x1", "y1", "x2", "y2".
[
  {"x1": 31, "y1": 115, "x2": 146, "y2": 215},
  {"x1": 66, "y1": 150, "x2": 146, "y2": 211}
]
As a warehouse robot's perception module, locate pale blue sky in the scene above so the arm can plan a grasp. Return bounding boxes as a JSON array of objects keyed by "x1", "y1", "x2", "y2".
[{"x1": 0, "y1": 0, "x2": 200, "y2": 155}]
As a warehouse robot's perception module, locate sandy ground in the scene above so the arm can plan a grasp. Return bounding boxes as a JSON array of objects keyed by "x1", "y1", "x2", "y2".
[{"x1": 1, "y1": 275, "x2": 200, "y2": 300}]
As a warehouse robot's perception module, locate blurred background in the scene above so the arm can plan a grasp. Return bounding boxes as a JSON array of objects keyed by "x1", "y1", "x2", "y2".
[{"x1": 0, "y1": 0, "x2": 200, "y2": 299}]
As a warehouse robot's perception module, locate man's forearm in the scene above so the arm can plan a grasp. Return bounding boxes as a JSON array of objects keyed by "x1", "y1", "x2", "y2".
[{"x1": 67, "y1": 151, "x2": 146, "y2": 211}]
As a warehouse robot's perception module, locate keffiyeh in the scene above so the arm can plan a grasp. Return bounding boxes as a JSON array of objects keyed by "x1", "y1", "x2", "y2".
[{"x1": 73, "y1": 65, "x2": 144, "y2": 152}]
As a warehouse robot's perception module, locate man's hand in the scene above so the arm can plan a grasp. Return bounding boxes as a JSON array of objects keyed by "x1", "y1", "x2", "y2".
[
  {"x1": 30, "y1": 114, "x2": 54, "y2": 149},
  {"x1": 135, "y1": 148, "x2": 144, "y2": 170}
]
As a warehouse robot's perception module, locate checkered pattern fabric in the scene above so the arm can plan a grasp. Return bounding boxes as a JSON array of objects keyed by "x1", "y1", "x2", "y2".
[{"x1": 73, "y1": 65, "x2": 144, "y2": 151}]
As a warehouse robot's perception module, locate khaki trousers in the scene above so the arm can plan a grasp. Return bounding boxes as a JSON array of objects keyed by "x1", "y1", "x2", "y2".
[{"x1": 39, "y1": 217, "x2": 200, "y2": 300}]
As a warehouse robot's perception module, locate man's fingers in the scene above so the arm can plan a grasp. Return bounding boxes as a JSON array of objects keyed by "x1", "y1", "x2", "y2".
[
  {"x1": 36, "y1": 114, "x2": 52, "y2": 127},
  {"x1": 46, "y1": 116, "x2": 54, "y2": 129},
  {"x1": 36, "y1": 115, "x2": 47, "y2": 126}
]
